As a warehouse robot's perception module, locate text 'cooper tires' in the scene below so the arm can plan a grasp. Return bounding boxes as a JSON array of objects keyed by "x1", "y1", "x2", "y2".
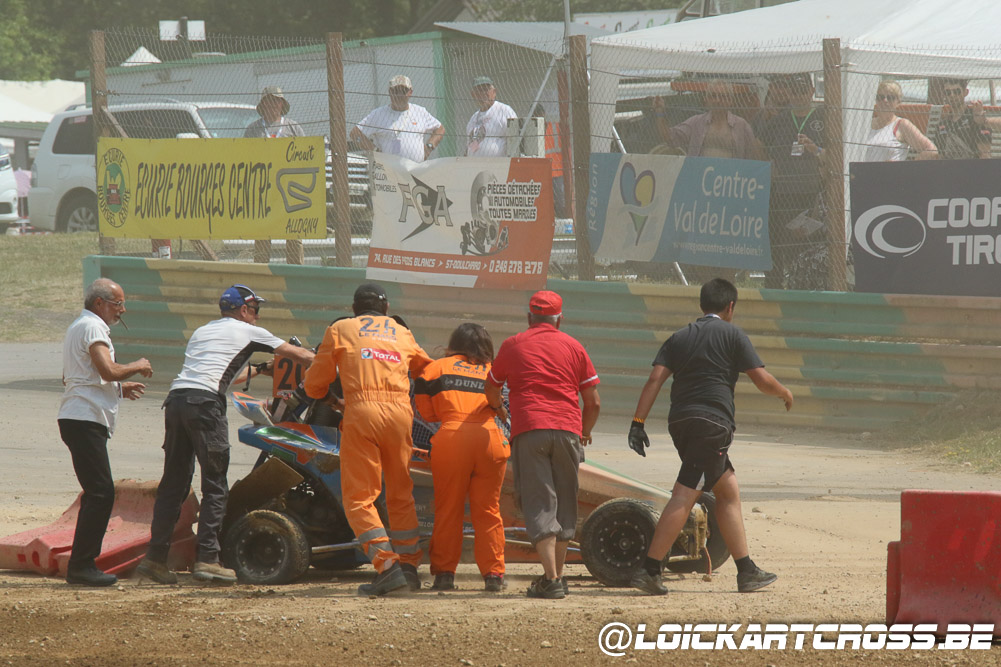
[
  {"x1": 580, "y1": 498, "x2": 658, "y2": 587},
  {"x1": 222, "y1": 509, "x2": 310, "y2": 585},
  {"x1": 665, "y1": 491, "x2": 731, "y2": 573}
]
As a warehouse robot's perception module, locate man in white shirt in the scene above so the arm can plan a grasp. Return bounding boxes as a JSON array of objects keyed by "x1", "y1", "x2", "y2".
[
  {"x1": 243, "y1": 86, "x2": 306, "y2": 139},
  {"x1": 58, "y1": 278, "x2": 153, "y2": 587},
  {"x1": 466, "y1": 76, "x2": 518, "y2": 157},
  {"x1": 136, "y1": 285, "x2": 314, "y2": 585},
  {"x1": 351, "y1": 75, "x2": 445, "y2": 162}
]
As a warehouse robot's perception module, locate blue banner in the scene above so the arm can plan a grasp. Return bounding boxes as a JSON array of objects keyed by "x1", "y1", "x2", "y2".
[{"x1": 586, "y1": 153, "x2": 772, "y2": 270}]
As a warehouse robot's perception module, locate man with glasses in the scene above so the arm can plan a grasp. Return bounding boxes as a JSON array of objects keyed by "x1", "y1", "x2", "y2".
[
  {"x1": 932, "y1": 78, "x2": 993, "y2": 160},
  {"x1": 137, "y1": 285, "x2": 314, "y2": 585},
  {"x1": 351, "y1": 75, "x2": 444, "y2": 162},
  {"x1": 58, "y1": 278, "x2": 153, "y2": 586},
  {"x1": 652, "y1": 80, "x2": 762, "y2": 159}
]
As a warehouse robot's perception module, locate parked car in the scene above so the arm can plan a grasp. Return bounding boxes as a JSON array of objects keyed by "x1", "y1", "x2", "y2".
[
  {"x1": 0, "y1": 153, "x2": 17, "y2": 227},
  {"x1": 28, "y1": 102, "x2": 372, "y2": 233}
]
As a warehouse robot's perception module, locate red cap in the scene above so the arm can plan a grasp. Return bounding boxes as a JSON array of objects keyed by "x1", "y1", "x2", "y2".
[{"x1": 529, "y1": 290, "x2": 562, "y2": 316}]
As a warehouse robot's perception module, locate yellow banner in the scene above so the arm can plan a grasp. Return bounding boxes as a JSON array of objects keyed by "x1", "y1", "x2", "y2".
[{"x1": 96, "y1": 137, "x2": 326, "y2": 239}]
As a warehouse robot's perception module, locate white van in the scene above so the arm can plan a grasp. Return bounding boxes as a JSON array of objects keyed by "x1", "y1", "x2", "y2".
[{"x1": 28, "y1": 102, "x2": 260, "y2": 232}]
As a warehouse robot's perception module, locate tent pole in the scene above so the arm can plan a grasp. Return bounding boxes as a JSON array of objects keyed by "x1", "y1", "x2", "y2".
[{"x1": 822, "y1": 37, "x2": 847, "y2": 292}]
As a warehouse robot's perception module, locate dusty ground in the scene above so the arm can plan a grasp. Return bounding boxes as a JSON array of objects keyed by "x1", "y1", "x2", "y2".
[{"x1": 1, "y1": 343, "x2": 999, "y2": 665}]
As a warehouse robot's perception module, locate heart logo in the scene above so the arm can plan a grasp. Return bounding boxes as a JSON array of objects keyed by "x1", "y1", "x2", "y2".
[{"x1": 619, "y1": 162, "x2": 657, "y2": 244}]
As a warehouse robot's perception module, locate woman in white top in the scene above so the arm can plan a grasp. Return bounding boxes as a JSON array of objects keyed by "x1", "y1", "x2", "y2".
[{"x1": 864, "y1": 80, "x2": 937, "y2": 162}]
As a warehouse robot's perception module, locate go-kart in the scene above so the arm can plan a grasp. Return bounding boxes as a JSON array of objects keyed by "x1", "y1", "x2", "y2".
[{"x1": 220, "y1": 368, "x2": 730, "y2": 587}]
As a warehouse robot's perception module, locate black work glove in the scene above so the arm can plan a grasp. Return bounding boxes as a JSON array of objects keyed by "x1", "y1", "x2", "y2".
[{"x1": 628, "y1": 419, "x2": 650, "y2": 457}]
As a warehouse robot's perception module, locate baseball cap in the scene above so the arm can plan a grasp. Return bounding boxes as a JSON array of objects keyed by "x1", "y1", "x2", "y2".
[
  {"x1": 472, "y1": 76, "x2": 494, "y2": 88},
  {"x1": 219, "y1": 284, "x2": 266, "y2": 311},
  {"x1": 389, "y1": 74, "x2": 412, "y2": 90},
  {"x1": 529, "y1": 290, "x2": 562, "y2": 316},
  {"x1": 353, "y1": 282, "x2": 388, "y2": 304}
]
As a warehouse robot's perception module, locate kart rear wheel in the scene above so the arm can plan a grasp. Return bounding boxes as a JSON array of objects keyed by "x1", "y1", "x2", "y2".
[
  {"x1": 223, "y1": 509, "x2": 310, "y2": 585},
  {"x1": 580, "y1": 498, "x2": 658, "y2": 587},
  {"x1": 665, "y1": 492, "x2": 731, "y2": 573}
]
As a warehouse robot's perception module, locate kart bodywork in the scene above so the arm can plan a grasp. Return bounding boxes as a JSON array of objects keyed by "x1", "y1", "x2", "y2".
[{"x1": 222, "y1": 391, "x2": 730, "y2": 586}]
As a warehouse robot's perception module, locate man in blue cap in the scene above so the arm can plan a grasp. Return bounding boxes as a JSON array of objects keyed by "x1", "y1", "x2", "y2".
[{"x1": 137, "y1": 284, "x2": 314, "y2": 584}]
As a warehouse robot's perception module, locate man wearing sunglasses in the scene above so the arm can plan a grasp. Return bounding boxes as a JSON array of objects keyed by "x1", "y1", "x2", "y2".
[
  {"x1": 351, "y1": 75, "x2": 445, "y2": 162},
  {"x1": 137, "y1": 284, "x2": 314, "y2": 585},
  {"x1": 932, "y1": 78, "x2": 994, "y2": 160},
  {"x1": 58, "y1": 278, "x2": 153, "y2": 586}
]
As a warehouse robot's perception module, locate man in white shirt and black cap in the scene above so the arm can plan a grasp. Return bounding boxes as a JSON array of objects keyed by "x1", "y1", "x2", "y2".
[
  {"x1": 58, "y1": 278, "x2": 153, "y2": 587},
  {"x1": 351, "y1": 75, "x2": 445, "y2": 162},
  {"x1": 466, "y1": 76, "x2": 517, "y2": 157},
  {"x1": 136, "y1": 285, "x2": 314, "y2": 584},
  {"x1": 244, "y1": 86, "x2": 305, "y2": 138}
]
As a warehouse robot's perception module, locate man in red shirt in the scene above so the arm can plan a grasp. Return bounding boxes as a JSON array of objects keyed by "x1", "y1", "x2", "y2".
[{"x1": 485, "y1": 290, "x2": 600, "y2": 599}]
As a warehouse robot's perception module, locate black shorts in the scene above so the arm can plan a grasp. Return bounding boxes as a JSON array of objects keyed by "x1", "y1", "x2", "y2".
[{"x1": 668, "y1": 413, "x2": 735, "y2": 492}]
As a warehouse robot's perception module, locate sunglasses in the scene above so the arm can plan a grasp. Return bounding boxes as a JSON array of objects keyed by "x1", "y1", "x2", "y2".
[
  {"x1": 875, "y1": 94, "x2": 898, "y2": 102},
  {"x1": 389, "y1": 86, "x2": 411, "y2": 94},
  {"x1": 944, "y1": 87, "x2": 965, "y2": 95},
  {"x1": 247, "y1": 304, "x2": 260, "y2": 314}
]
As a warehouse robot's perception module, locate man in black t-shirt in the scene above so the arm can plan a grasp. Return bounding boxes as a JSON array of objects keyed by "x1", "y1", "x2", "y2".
[
  {"x1": 933, "y1": 78, "x2": 993, "y2": 160},
  {"x1": 626, "y1": 279, "x2": 793, "y2": 596}
]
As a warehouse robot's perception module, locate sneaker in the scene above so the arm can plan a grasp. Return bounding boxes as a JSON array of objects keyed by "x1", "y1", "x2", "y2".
[
  {"x1": 66, "y1": 565, "x2": 117, "y2": 587},
  {"x1": 357, "y1": 562, "x2": 408, "y2": 597},
  {"x1": 630, "y1": 569, "x2": 668, "y2": 596},
  {"x1": 483, "y1": 574, "x2": 505, "y2": 592},
  {"x1": 400, "y1": 563, "x2": 422, "y2": 591},
  {"x1": 737, "y1": 567, "x2": 778, "y2": 593},
  {"x1": 526, "y1": 576, "x2": 565, "y2": 599},
  {"x1": 431, "y1": 572, "x2": 456, "y2": 591},
  {"x1": 192, "y1": 561, "x2": 238, "y2": 584},
  {"x1": 135, "y1": 558, "x2": 178, "y2": 585}
]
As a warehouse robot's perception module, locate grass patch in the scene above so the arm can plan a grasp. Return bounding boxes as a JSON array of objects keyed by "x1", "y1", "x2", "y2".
[
  {"x1": 885, "y1": 389, "x2": 1001, "y2": 473},
  {"x1": 0, "y1": 233, "x2": 105, "y2": 341}
]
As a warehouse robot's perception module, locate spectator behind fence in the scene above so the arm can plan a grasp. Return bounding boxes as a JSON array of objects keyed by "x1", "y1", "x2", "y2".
[
  {"x1": 243, "y1": 86, "x2": 305, "y2": 138},
  {"x1": 652, "y1": 81, "x2": 762, "y2": 160},
  {"x1": 466, "y1": 76, "x2": 517, "y2": 158},
  {"x1": 350, "y1": 75, "x2": 444, "y2": 162},
  {"x1": 58, "y1": 279, "x2": 153, "y2": 587},
  {"x1": 759, "y1": 73, "x2": 826, "y2": 290},
  {"x1": 864, "y1": 81, "x2": 937, "y2": 162},
  {"x1": 752, "y1": 75, "x2": 792, "y2": 137},
  {"x1": 932, "y1": 78, "x2": 994, "y2": 159}
]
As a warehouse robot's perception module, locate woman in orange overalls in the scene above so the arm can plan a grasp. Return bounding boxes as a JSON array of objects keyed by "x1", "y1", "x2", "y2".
[{"x1": 414, "y1": 323, "x2": 509, "y2": 592}]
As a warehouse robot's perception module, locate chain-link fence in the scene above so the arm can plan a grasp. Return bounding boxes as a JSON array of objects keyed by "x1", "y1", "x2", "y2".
[{"x1": 78, "y1": 28, "x2": 1001, "y2": 288}]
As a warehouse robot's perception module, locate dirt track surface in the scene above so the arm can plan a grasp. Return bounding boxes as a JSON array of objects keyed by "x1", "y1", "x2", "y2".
[{"x1": 2, "y1": 343, "x2": 1000, "y2": 665}]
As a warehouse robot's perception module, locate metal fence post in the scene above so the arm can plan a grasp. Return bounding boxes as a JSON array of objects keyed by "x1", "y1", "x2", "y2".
[
  {"x1": 90, "y1": 31, "x2": 115, "y2": 256},
  {"x1": 569, "y1": 34, "x2": 595, "y2": 281},
  {"x1": 328, "y1": 33, "x2": 352, "y2": 268},
  {"x1": 822, "y1": 37, "x2": 847, "y2": 292}
]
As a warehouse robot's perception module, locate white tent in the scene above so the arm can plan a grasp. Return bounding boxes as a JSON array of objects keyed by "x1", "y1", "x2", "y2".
[{"x1": 590, "y1": 0, "x2": 1001, "y2": 166}]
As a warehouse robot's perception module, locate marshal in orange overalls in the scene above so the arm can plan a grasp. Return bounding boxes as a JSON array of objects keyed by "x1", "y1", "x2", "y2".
[
  {"x1": 304, "y1": 314, "x2": 432, "y2": 574},
  {"x1": 414, "y1": 355, "x2": 509, "y2": 578}
]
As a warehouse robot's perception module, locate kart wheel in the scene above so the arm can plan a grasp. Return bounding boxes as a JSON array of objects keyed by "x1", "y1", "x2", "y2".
[
  {"x1": 665, "y1": 492, "x2": 731, "y2": 573},
  {"x1": 223, "y1": 509, "x2": 310, "y2": 585},
  {"x1": 580, "y1": 498, "x2": 658, "y2": 587}
]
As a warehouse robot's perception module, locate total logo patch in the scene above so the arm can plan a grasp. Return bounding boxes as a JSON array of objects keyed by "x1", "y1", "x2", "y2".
[{"x1": 360, "y1": 348, "x2": 401, "y2": 363}]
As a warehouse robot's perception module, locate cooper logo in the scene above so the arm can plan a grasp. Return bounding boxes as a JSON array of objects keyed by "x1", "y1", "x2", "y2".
[
  {"x1": 360, "y1": 348, "x2": 401, "y2": 363},
  {"x1": 854, "y1": 205, "x2": 927, "y2": 259}
]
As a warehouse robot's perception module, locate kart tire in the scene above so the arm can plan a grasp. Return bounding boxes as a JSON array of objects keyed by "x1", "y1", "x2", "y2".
[
  {"x1": 580, "y1": 498, "x2": 658, "y2": 587},
  {"x1": 665, "y1": 492, "x2": 731, "y2": 573},
  {"x1": 223, "y1": 509, "x2": 311, "y2": 585}
]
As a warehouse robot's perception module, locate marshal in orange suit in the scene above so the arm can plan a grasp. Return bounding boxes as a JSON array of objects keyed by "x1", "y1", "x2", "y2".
[
  {"x1": 303, "y1": 283, "x2": 432, "y2": 596},
  {"x1": 414, "y1": 323, "x2": 509, "y2": 592}
]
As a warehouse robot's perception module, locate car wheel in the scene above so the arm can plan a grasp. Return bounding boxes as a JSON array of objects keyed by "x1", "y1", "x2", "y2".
[
  {"x1": 665, "y1": 492, "x2": 731, "y2": 573},
  {"x1": 580, "y1": 497, "x2": 658, "y2": 587},
  {"x1": 57, "y1": 192, "x2": 98, "y2": 233},
  {"x1": 222, "y1": 509, "x2": 311, "y2": 585}
]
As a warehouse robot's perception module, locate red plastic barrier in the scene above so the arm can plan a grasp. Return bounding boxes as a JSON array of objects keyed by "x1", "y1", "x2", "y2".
[
  {"x1": 887, "y1": 489, "x2": 1001, "y2": 635},
  {"x1": 0, "y1": 480, "x2": 198, "y2": 577}
]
